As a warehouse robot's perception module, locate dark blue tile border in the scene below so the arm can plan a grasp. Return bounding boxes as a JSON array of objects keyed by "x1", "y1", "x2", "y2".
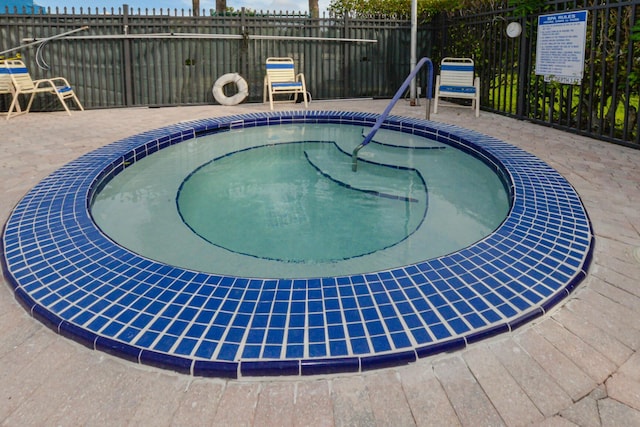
[
  {"x1": 1, "y1": 111, "x2": 593, "y2": 378},
  {"x1": 301, "y1": 356, "x2": 361, "y2": 376}
]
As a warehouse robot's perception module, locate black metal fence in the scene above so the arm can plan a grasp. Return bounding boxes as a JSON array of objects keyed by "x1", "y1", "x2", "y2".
[
  {"x1": 0, "y1": 6, "x2": 430, "y2": 108},
  {"x1": 1, "y1": 2, "x2": 638, "y2": 147},
  {"x1": 434, "y1": 0, "x2": 640, "y2": 147}
]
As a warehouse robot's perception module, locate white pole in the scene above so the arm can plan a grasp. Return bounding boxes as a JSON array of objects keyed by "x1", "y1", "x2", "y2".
[{"x1": 410, "y1": 0, "x2": 417, "y2": 104}]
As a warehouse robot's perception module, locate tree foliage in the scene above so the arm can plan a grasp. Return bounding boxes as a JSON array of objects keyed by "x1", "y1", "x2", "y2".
[
  {"x1": 507, "y1": 0, "x2": 546, "y2": 18},
  {"x1": 328, "y1": 0, "x2": 499, "y2": 20}
]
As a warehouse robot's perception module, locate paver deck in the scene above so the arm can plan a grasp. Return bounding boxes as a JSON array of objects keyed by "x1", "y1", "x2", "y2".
[{"x1": 1, "y1": 99, "x2": 639, "y2": 425}]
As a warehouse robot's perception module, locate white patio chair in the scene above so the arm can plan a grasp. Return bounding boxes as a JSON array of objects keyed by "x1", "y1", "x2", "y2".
[
  {"x1": 3, "y1": 59, "x2": 83, "y2": 120},
  {"x1": 0, "y1": 60, "x2": 21, "y2": 116},
  {"x1": 433, "y1": 57, "x2": 480, "y2": 117},
  {"x1": 263, "y1": 57, "x2": 309, "y2": 110}
]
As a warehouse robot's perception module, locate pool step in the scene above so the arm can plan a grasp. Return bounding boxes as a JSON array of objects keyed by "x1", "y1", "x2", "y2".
[
  {"x1": 365, "y1": 128, "x2": 448, "y2": 150},
  {"x1": 304, "y1": 143, "x2": 426, "y2": 203}
]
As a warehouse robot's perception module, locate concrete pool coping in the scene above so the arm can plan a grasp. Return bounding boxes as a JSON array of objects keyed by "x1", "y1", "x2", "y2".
[{"x1": 0, "y1": 100, "x2": 639, "y2": 425}]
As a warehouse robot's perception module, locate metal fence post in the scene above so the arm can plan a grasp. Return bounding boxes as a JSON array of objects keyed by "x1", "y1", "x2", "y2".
[
  {"x1": 240, "y1": 8, "x2": 248, "y2": 81},
  {"x1": 122, "y1": 4, "x2": 133, "y2": 106},
  {"x1": 515, "y1": 18, "x2": 528, "y2": 117},
  {"x1": 343, "y1": 14, "x2": 350, "y2": 98}
]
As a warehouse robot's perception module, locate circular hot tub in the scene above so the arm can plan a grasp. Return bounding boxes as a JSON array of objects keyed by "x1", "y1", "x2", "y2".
[{"x1": 1, "y1": 111, "x2": 593, "y2": 378}]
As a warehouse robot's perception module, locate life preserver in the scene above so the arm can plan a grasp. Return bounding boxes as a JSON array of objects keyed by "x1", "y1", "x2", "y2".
[{"x1": 212, "y1": 73, "x2": 249, "y2": 106}]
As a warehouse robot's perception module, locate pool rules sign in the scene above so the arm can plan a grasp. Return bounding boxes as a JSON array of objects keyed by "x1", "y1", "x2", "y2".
[{"x1": 535, "y1": 11, "x2": 588, "y2": 85}]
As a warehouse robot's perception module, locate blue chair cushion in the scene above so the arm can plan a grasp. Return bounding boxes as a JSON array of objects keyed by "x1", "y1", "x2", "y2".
[
  {"x1": 7, "y1": 67, "x2": 29, "y2": 74},
  {"x1": 272, "y1": 82, "x2": 303, "y2": 88},
  {"x1": 266, "y1": 64, "x2": 295, "y2": 70},
  {"x1": 439, "y1": 86, "x2": 476, "y2": 94},
  {"x1": 441, "y1": 64, "x2": 474, "y2": 72}
]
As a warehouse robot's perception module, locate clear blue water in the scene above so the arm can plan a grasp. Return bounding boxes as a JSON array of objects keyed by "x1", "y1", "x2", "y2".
[
  {"x1": 178, "y1": 142, "x2": 427, "y2": 262},
  {"x1": 91, "y1": 124, "x2": 509, "y2": 278}
]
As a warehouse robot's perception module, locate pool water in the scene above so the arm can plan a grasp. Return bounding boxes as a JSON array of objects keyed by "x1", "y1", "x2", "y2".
[
  {"x1": 91, "y1": 124, "x2": 510, "y2": 277},
  {"x1": 178, "y1": 142, "x2": 427, "y2": 262}
]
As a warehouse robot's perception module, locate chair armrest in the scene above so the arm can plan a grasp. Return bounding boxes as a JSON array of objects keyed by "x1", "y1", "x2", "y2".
[
  {"x1": 31, "y1": 79, "x2": 57, "y2": 90},
  {"x1": 48, "y1": 77, "x2": 73, "y2": 87}
]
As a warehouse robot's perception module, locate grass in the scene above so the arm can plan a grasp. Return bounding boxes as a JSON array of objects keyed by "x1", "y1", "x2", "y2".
[{"x1": 488, "y1": 72, "x2": 639, "y2": 139}]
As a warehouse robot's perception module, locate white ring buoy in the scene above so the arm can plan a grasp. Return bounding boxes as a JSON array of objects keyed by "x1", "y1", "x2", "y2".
[{"x1": 212, "y1": 73, "x2": 249, "y2": 106}]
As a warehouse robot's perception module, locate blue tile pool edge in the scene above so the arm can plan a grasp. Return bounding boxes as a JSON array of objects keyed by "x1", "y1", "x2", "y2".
[{"x1": 0, "y1": 110, "x2": 594, "y2": 378}]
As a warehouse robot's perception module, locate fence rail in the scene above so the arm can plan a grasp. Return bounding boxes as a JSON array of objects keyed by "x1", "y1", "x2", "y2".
[
  {"x1": 1, "y1": 2, "x2": 638, "y2": 147},
  {"x1": 0, "y1": 7, "x2": 427, "y2": 110}
]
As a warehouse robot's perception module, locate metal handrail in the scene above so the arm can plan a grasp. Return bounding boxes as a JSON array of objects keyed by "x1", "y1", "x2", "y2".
[
  {"x1": 21, "y1": 33, "x2": 378, "y2": 43},
  {"x1": 351, "y1": 56, "x2": 434, "y2": 171},
  {"x1": 0, "y1": 26, "x2": 89, "y2": 56}
]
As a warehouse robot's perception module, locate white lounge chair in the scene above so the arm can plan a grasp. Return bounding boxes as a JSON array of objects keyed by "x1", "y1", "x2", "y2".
[
  {"x1": 0, "y1": 60, "x2": 21, "y2": 116},
  {"x1": 263, "y1": 57, "x2": 308, "y2": 110},
  {"x1": 3, "y1": 59, "x2": 83, "y2": 120},
  {"x1": 433, "y1": 57, "x2": 480, "y2": 117}
]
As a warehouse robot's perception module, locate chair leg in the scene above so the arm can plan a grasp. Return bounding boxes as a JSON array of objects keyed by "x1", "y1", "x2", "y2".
[
  {"x1": 474, "y1": 78, "x2": 480, "y2": 117},
  {"x1": 268, "y1": 90, "x2": 274, "y2": 110},
  {"x1": 25, "y1": 92, "x2": 38, "y2": 114},
  {"x1": 70, "y1": 93, "x2": 84, "y2": 111},
  {"x1": 433, "y1": 76, "x2": 441, "y2": 115},
  {"x1": 6, "y1": 94, "x2": 22, "y2": 120},
  {"x1": 55, "y1": 92, "x2": 73, "y2": 116},
  {"x1": 263, "y1": 78, "x2": 267, "y2": 105}
]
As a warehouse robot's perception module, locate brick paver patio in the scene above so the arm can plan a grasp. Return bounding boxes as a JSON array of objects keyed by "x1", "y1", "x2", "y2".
[{"x1": 1, "y1": 99, "x2": 639, "y2": 426}]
